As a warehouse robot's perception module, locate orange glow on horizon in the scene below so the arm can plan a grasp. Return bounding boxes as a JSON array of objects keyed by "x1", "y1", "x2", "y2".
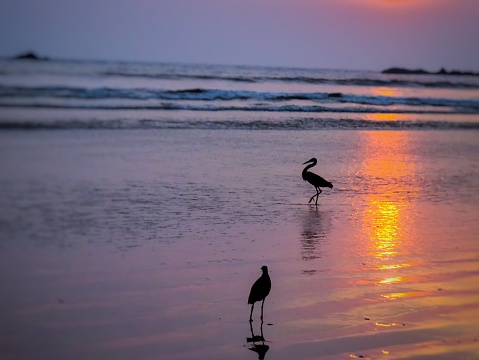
[{"x1": 361, "y1": 0, "x2": 434, "y2": 9}]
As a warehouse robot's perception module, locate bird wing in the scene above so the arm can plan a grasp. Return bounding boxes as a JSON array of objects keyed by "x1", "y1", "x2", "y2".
[
  {"x1": 304, "y1": 172, "x2": 332, "y2": 188},
  {"x1": 248, "y1": 275, "x2": 271, "y2": 304},
  {"x1": 248, "y1": 278, "x2": 262, "y2": 304}
]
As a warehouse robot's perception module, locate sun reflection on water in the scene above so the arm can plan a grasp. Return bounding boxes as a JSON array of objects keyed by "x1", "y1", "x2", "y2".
[
  {"x1": 365, "y1": 200, "x2": 400, "y2": 260},
  {"x1": 371, "y1": 86, "x2": 401, "y2": 98},
  {"x1": 353, "y1": 131, "x2": 419, "y2": 289},
  {"x1": 379, "y1": 276, "x2": 404, "y2": 284},
  {"x1": 381, "y1": 291, "x2": 426, "y2": 300},
  {"x1": 365, "y1": 113, "x2": 410, "y2": 122}
]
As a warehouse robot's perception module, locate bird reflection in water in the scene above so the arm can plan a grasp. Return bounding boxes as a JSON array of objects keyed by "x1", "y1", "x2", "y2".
[
  {"x1": 300, "y1": 206, "x2": 330, "y2": 262},
  {"x1": 247, "y1": 320, "x2": 269, "y2": 359}
]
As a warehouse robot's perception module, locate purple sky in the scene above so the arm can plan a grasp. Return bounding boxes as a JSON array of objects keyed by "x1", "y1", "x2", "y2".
[{"x1": 1, "y1": 0, "x2": 478, "y2": 71}]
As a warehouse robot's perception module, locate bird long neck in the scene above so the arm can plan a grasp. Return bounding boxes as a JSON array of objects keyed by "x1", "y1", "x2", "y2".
[
  {"x1": 261, "y1": 269, "x2": 270, "y2": 283},
  {"x1": 302, "y1": 160, "x2": 317, "y2": 175}
]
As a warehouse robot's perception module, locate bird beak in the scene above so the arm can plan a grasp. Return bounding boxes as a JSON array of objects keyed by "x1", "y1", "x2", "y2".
[{"x1": 303, "y1": 158, "x2": 314, "y2": 164}]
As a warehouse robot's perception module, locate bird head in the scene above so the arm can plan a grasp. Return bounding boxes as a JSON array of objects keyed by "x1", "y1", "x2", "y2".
[
  {"x1": 302, "y1": 158, "x2": 317, "y2": 165},
  {"x1": 261, "y1": 266, "x2": 268, "y2": 273}
]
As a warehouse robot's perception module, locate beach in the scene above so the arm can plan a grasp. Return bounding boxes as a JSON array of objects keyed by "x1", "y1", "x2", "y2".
[
  {"x1": 3, "y1": 0, "x2": 479, "y2": 355},
  {"x1": 1, "y1": 127, "x2": 479, "y2": 360}
]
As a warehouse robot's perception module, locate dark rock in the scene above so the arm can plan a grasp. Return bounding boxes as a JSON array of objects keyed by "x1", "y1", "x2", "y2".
[
  {"x1": 382, "y1": 67, "x2": 429, "y2": 75},
  {"x1": 382, "y1": 66, "x2": 479, "y2": 76},
  {"x1": 12, "y1": 51, "x2": 49, "y2": 61}
]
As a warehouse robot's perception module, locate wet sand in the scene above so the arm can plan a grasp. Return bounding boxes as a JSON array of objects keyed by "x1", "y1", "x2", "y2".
[{"x1": 1, "y1": 129, "x2": 479, "y2": 359}]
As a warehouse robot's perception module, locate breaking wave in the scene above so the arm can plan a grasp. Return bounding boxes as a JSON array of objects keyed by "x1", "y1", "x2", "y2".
[{"x1": 1, "y1": 86, "x2": 478, "y2": 113}]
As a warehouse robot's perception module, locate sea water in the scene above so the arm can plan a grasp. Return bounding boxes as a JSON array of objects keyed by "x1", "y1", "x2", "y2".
[
  {"x1": 1, "y1": 59, "x2": 479, "y2": 129},
  {"x1": 1, "y1": 60, "x2": 479, "y2": 359}
]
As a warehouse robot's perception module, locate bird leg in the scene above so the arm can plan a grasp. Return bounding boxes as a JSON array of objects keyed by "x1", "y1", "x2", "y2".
[
  {"x1": 315, "y1": 188, "x2": 322, "y2": 205},
  {"x1": 309, "y1": 187, "x2": 322, "y2": 205},
  {"x1": 260, "y1": 298, "x2": 265, "y2": 321},
  {"x1": 249, "y1": 304, "x2": 254, "y2": 322}
]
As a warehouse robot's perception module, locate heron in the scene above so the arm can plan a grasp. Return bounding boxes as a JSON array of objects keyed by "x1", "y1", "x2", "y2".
[
  {"x1": 302, "y1": 157, "x2": 333, "y2": 205},
  {"x1": 248, "y1": 266, "x2": 271, "y2": 322}
]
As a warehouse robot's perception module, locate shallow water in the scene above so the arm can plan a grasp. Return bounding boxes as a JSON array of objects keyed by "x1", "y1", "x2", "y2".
[{"x1": 1, "y1": 129, "x2": 479, "y2": 359}]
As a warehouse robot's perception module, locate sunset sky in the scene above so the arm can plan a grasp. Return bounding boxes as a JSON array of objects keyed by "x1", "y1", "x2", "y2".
[{"x1": 1, "y1": 0, "x2": 478, "y2": 71}]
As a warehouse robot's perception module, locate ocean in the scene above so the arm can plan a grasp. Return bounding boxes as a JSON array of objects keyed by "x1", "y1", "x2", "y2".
[
  {"x1": 1, "y1": 59, "x2": 479, "y2": 360},
  {"x1": 1, "y1": 59, "x2": 479, "y2": 129}
]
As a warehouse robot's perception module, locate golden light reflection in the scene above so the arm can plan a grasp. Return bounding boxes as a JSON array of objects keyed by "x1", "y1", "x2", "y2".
[
  {"x1": 366, "y1": 200, "x2": 400, "y2": 259},
  {"x1": 365, "y1": 113, "x2": 410, "y2": 122},
  {"x1": 371, "y1": 86, "x2": 401, "y2": 98},
  {"x1": 366, "y1": 86, "x2": 409, "y2": 123},
  {"x1": 352, "y1": 131, "x2": 419, "y2": 288},
  {"x1": 375, "y1": 322, "x2": 398, "y2": 327},
  {"x1": 379, "y1": 276, "x2": 404, "y2": 284},
  {"x1": 379, "y1": 263, "x2": 412, "y2": 270},
  {"x1": 381, "y1": 291, "x2": 426, "y2": 300}
]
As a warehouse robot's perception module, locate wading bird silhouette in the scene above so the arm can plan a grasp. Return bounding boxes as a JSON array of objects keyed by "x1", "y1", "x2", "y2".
[
  {"x1": 302, "y1": 158, "x2": 333, "y2": 205},
  {"x1": 248, "y1": 266, "x2": 271, "y2": 322}
]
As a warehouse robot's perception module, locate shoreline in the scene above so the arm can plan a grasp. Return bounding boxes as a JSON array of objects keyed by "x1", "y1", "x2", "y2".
[{"x1": 1, "y1": 129, "x2": 478, "y2": 359}]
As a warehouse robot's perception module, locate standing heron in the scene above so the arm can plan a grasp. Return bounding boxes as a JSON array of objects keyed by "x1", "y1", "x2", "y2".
[
  {"x1": 302, "y1": 158, "x2": 333, "y2": 205},
  {"x1": 248, "y1": 266, "x2": 271, "y2": 322}
]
